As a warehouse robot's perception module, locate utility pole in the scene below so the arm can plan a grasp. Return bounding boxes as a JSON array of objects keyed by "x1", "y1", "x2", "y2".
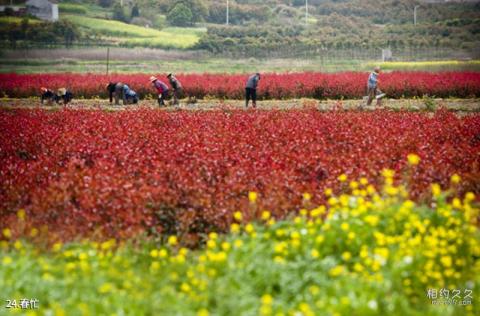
[
  {"x1": 106, "y1": 47, "x2": 110, "y2": 76},
  {"x1": 305, "y1": 0, "x2": 308, "y2": 26},
  {"x1": 226, "y1": 0, "x2": 229, "y2": 25},
  {"x1": 414, "y1": 5, "x2": 420, "y2": 26}
]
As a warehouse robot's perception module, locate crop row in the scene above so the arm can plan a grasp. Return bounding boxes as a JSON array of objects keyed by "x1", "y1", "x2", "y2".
[
  {"x1": 0, "y1": 108, "x2": 479, "y2": 240},
  {"x1": 1, "y1": 72, "x2": 479, "y2": 99}
]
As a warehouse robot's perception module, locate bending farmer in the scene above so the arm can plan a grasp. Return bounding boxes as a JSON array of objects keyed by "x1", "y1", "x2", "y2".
[{"x1": 245, "y1": 73, "x2": 261, "y2": 108}]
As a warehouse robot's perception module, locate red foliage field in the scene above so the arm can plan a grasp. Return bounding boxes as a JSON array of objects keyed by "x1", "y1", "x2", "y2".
[
  {"x1": 1, "y1": 72, "x2": 479, "y2": 99},
  {"x1": 1, "y1": 108, "x2": 479, "y2": 241}
]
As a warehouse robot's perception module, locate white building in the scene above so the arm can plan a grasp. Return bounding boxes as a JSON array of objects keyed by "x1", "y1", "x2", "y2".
[{"x1": 26, "y1": 0, "x2": 58, "y2": 22}]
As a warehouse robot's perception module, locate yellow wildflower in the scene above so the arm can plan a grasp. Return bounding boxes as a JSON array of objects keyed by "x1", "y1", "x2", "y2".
[
  {"x1": 2, "y1": 228, "x2": 11, "y2": 239},
  {"x1": 440, "y1": 256, "x2": 452, "y2": 268},
  {"x1": 431, "y1": 183, "x2": 441, "y2": 197},
  {"x1": 26, "y1": 228, "x2": 38, "y2": 240},
  {"x1": 2, "y1": 256, "x2": 13, "y2": 265},
  {"x1": 329, "y1": 265, "x2": 344, "y2": 277},
  {"x1": 233, "y1": 211, "x2": 243, "y2": 222},
  {"x1": 230, "y1": 223, "x2": 240, "y2": 234},
  {"x1": 17, "y1": 209, "x2": 26, "y2": 220},
  {"x1": 197, "y1": 309, "x2": 209, "y2": 316},
  {"x1": 261, "y1": 294, "x2": 273, "y2": 305},
  {"x1": 338, "y1": 174, "x2": 347, "y2": 182},
  {"x1": 261, "y1": 210, "x2": 271, "y2": 220},
  {"x1": 168, "y1": 236, "x2": 178, "y2": 246},
  {"x1": 341, "y1": 252, "x2": 352, "y2": 261},
  {"x1": 407, "y1": 154, "x2": 420, "y2": 165},
  {"x1": 450, "y1": 174, "x2": 461, "y2": 184},
  {"x1": 98, "y1": 283, "x2": 114, "y2": 294}
]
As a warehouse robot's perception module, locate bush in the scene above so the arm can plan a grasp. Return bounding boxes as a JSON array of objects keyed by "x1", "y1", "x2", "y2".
[{"x1": 167, "y1": 3, "x2": 194, "y2": 27}]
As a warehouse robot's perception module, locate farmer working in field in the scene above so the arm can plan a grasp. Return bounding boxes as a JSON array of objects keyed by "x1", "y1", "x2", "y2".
[
  {"x1": 245, "y1": 73, "x2": 261, "y2": 108},
  {"x1": 40, "y1": 87, "x2": 57, "y2": 105},
  {"x1": 106, "y1": 82, "x2": 126, "y2": 105},
  {"x1": 123, "y1": 84, "x2": 139, "y2": 104},
  {"x1": 150, "y1": 76, "x2": 169, "y2": 106},
  {"x1": 366, "y1": 66, "x2": 385, "y2": 106},
  {"x1": 56, "y1": 88, "x2": 73, "y2": 106},
  {"x1": 167, "y1": 73, "x2": 183, "y2": 106}
]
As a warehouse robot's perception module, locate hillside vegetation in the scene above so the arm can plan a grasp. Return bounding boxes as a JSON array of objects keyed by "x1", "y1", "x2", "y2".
[{"x1": 0, "y1": 0, "x2": 478, "y2": 54}]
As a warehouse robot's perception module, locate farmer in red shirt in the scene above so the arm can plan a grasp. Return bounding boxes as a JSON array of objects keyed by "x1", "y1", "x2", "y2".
[{"x1": 150, "y1": 76, "x2": 170, "y2": 106}]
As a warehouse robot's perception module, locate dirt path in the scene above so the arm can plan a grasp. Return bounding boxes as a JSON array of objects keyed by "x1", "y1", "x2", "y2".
[{"x1": 1, "y1": 98, "x2": 479, "y2": 112}]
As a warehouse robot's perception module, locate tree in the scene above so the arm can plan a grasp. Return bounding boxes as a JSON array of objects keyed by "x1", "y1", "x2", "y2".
[
  {"x1": 169, "y1": 0, "x2": 208, "y2": 24},
  {"x1": 167, "y1": 3, "x2": 194, "y2": 27},
  {"x1": 98, "y1": 0, "x2": 114, "y2": 8},
  {"x1": 131, "y1": 4, "x2": 140, "y2": 20},
  {"x1": 112, "y1": 3, "x2": 127, "y2": 22}
]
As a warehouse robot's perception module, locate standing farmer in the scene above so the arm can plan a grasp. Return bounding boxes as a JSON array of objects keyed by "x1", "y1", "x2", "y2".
[
  {"x1": 366, "y1": 66, "x2": 385, "y2": 106},
  {"x1": 167, "y1": 73, "x2": 183, "y2": 106},
  {"x1": 150, "y1": 76, "x2": 170, "y2": 106},
  {"x1": 106, "y1": 82, "x2": 126, "y2": 105},
  {"x1": 245, "y1": 73, "x2": 260, "y2": 108}
]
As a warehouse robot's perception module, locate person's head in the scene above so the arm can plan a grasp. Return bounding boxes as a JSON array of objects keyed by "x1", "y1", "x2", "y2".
[
  {"x1": 256, "y1": 73, "x2": 261, "y2": 80},
  {"x1": 150, "y1": 76, "x2": 158, "y2": 83},
  {"x1": 374, "y1": 66, "x2": 381, "y2": 73},
  {"x1": 167, "y1": 73, "x2": 173, "y2": 79},
  {"x1": 106, "y1": 82, "x2": 113, "y2": 90},
  {"x1": 40, "y1": 87, "x2": 47, "y2": 93}
]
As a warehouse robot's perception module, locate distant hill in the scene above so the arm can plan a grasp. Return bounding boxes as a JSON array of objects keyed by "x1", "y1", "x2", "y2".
[{"x1": 0, "y1": 0, "x2": 479, "y2": 56}]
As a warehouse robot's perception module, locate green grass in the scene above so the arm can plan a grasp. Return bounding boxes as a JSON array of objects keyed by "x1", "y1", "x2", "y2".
[
  {"x1": 2, "y1": 57, "x2": 479, "y2": 74},
  {"x1": 63, "y1": 15, "x2": 204, "y2": 49},
  {"x1": 366, "y1": 60, "x2": 480, "y2": 72},
  {"x1": 0, "y1": 16, "x2": 40, "y2": 25},
  {"x1": 58, "y1": 3, "x2": 87, "y2": 15}
]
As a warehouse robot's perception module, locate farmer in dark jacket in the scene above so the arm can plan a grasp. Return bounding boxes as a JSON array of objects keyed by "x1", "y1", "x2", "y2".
[
  {"x1": 106, "y1": 82, "x2": 126, "y2": 105},
  {"x1": 56, "y1": 88, "x2": 73, "y2": 105},
  {"x1": 40, "y1": 87, "x2": 57, "y2": 105},
  {"x1": 245, "y1": 73, "x2": 260, "y2": 108},
  {"x1": 150, "y1": 76, "x2": 170, "y2": 106},
  {"x1": 167, "y1": 73, "x2": 183, "y2": 106}
]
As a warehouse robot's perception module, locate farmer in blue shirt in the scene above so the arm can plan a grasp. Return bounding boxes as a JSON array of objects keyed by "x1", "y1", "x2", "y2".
[
  {"x1": 245, "y1": 73, "x2": 261, "y2": 108},
  {"x1": 123, "y1": 84, "x2": 139, "y2": 104},
  {"x1": 366, "y1": 66, "x2": 385, "y2": 106}
]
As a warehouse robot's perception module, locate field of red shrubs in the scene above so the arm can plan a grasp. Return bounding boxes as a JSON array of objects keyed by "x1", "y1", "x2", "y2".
[
  {"x1": 1, "y1": 72, "x2": 479, "y2": 99},
  {"x1": 1, "y1": 108, "x2": 479, "y2": 241}
]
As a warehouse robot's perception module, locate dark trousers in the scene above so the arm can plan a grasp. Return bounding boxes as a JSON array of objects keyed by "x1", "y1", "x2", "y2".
[
  {"x1": 158, "y1": 91, "x2": 169, "y2": 106},
  {"x1": 245, "y1": 88, "x2": 257, "y2": 107}
]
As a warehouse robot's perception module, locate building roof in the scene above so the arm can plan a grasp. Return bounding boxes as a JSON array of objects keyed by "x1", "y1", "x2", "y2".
[{"x1": 26, "y1": 0, "x2": 54, "y2": 9}]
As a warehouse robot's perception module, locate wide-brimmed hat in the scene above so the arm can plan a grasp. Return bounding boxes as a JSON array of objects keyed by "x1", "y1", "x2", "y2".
[{"x1": 150, "y1": 76, "x2": 158, "y2": 82}]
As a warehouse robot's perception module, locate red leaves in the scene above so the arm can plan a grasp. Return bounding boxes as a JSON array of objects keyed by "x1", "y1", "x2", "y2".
[
  {"x1": 0, "y1": 108, "x2": 479, "y2": 241},
  {"x1": 1, "y1": 72, "x2": 479, "y2": 99}
]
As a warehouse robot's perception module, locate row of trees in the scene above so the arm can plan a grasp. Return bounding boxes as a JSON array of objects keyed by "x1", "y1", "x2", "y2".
[{"x1": 0, "y1": 18, "x2": 80, "y2": 48}]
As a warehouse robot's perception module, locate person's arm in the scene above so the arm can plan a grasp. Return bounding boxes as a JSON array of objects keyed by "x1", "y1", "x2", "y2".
[{"x1": 41, "y1": 93, "x2": 45, "y2": 104}]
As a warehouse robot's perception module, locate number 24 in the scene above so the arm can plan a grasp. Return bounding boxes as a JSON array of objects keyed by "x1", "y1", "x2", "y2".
[{"x1": 6, "y1": 300, "x2": 17, "y2": 308}]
